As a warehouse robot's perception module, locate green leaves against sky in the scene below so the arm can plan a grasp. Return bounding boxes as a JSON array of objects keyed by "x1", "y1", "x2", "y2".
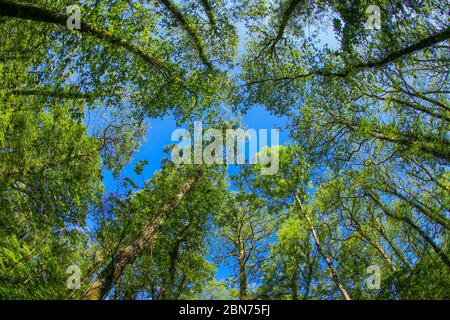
[{"x1": 0, "y1": 0, "x2": 449, "y2": 299}]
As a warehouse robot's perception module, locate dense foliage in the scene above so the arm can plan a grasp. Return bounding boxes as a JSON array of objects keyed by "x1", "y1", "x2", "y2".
[{"x1": 0, "y1": 0, "x2": 448, "y2": 299}]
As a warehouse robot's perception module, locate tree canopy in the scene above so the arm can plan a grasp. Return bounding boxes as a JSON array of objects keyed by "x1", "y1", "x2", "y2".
[{"x1": 0, "y1": 0, "x2": 448, "y2": 300}]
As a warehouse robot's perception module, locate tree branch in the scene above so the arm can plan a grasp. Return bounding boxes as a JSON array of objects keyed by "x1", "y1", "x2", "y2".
[
  {"x1": 0, "y1": 0, "x2": 171, "y2": 80},
  {"x1": 158, "y1": 0, "x2": 214, "y2": 70}
]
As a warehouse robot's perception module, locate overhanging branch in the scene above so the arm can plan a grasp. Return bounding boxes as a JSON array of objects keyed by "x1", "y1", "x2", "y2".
[
  {"x1": 249, "y1": 26, "x2": 450, "y2": 84},
  {"x1": 158, "y1": 0, "x2": 214, "y2": 70},
  {"x1": 0, "y1": 0, "x2": 171, "y2": 81}
]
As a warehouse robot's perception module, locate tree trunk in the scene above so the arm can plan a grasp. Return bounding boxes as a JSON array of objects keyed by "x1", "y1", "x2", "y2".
[
  {"x1": 295, "y1": 195, "x2": 351, "y2": 300},
  {"x1": 158, "y1": 238, "x2": 182, "y2": 299},
  {"x1": 290, "y1": 271, "x2": 298, "y2": 300},
  {"x1": 375, "y1": 221, "x2": 411, "y2": 268},
  {"x1": 350, "y1": 216, "x2": 397, "y2": 272},
  {"x1": 366, "y1": 192, "x2": 450, "y2": 269},
  {"x1": 302, "y1": 262, "x2": 313, "y2": 300},
  {"x1": 83, "y1": 168, "x2": 204, "y2": 300},
  {"x1": 238, "y1": 254, "x2": 248, "y2": 300}
]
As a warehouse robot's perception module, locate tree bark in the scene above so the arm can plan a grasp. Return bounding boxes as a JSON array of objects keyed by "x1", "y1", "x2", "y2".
[
  {"x1": 238, "y1": 254, "x2": 248, "y2": 300},
  {"x1": 290, "y1": 271, "x2": 298, "y2": 300},
  {"x1": 199, "y1": 0, "x2": 217, "y2": 31},
  {"x1": 295, "y1": 195, "x2": 351, "y2": 300},
  {"x1": 83, "y1": 168, "x2": 204, "y2": 300},
  {"x1": 375, "y1": 222, "x2": 411, "y2": 268},
  {"x1": 270, "y1": 0, "x2": 304, "y2": 52}
]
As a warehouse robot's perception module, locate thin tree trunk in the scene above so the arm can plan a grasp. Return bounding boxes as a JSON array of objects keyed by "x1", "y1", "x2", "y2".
[
  {"x1": 375, "y1": 221, "x2": 411, "y2": 268},
  {"x1": 270, "y1": 0, "x2": 304, "y2": 52},
  {"x1": 238, "y1": 252, "x2": 248, "y2": 300},
  {"x1": 295, "y1": 195, "x2": 351, "y2": 300},
  {"x1": 347, "y1": 211, "x2": 397, "y2": 271},
  {"x1": 366, "y1": 192, "x2": 450, "y2": 269},
  {"x1": 199, "y1": 0, "x2": 217, "y2": 30},
  {"x1": 302, "y1": 261, "x2": 314, "y2": 300},
  {"x1": 364, "y1": 233, "x2": 396, "y2": 272}
]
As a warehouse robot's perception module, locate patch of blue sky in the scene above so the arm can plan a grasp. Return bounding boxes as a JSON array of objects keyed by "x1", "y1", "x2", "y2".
[{"x1": 91, "y1": 12, "x2": 343, "y2": 289}]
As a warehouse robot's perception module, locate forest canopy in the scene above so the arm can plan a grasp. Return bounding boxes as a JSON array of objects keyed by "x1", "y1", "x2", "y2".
[{"x1": 0, "y1": 0, "x2": 449, "y2": 300}]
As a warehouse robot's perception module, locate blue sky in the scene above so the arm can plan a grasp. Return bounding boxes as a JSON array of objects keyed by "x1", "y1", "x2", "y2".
[
  {"x1": 98, "y1": 19, "x2": 340, "y2": 289},
  {"x1": 102, "y1": 105, "x2": 290, "y2": 190},
  {"x1": 99, "y1": 105, "x2": 290, "y2": 284},
  {"x1": 101, "y1": 20, "x2": 340, "y2": 190}
]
